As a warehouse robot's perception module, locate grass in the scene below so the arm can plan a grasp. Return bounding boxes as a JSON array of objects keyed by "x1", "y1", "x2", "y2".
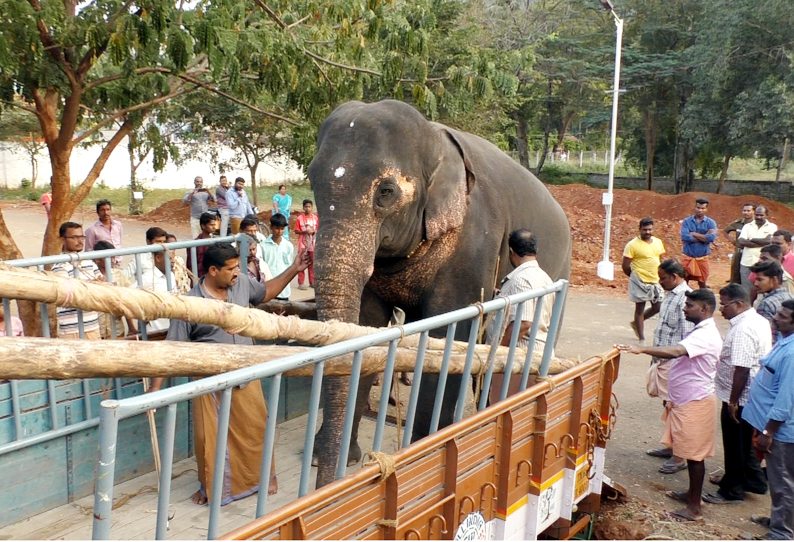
[{"x1": 1, "y1": 182, "x2": 316, "y2": 215}]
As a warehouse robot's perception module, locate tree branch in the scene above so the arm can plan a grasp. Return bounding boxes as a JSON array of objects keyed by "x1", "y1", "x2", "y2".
[
  {"x1": 1, "y1": 100, "x2": 38, "y2": 115},
  {"x1": 84, "y1": 67, "x2": 175, "y2": 91},
  {"x1": 176, "y1": 74, "x2": 299, "y2": 125},
  {"x1": 303, "y1": 50, "x2": 383, "y2": 76},
  {"x1": 71, "y1": 118, "x2": 135, "y2": 205},
  {"x1": 72, "y1": 85, "x2": 198, "y2": 145},
  {"x1": 252, "y1": 0, "x2": 287, "y2": 29},
  {"x1": 27, "y1": 0, "x2": 78, "y2": 86},
  {"x1": 287, "y1": 15, "x2": 311, "y2": 29}
]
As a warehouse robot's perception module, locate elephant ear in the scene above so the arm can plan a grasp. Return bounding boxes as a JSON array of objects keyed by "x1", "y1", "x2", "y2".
[{"x1": 424, "y1": 126, "x2": 476, "y2": 241}]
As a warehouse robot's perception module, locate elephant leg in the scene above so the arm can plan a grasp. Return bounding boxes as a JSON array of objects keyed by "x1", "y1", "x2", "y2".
[
  {"x1": 349, "y1": 373, "x2": 377, "y2": 464},
  {"x1": 411, "y1": 373, "x2": 465, "y2": 442},
  {"x1": 314, "y1": 376, "x2": 348, "y2": 488}
]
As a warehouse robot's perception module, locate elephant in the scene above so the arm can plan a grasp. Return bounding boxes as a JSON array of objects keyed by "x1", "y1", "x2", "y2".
[{"x1": 307, "y1": 99, "x2": 571, "y2": 488}]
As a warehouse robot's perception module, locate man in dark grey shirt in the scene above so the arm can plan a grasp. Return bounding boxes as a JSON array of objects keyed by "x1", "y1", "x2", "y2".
[
  {"x1": 152, "y1": 242, "x2": 309, "y2": 505},
  {"x1": 183, "y1": 176, "x2": 215, "y2": 239}
]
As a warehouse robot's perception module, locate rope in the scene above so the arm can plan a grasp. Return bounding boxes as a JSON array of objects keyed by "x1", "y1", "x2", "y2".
[
  {"x1": 536, "y1": 376, "x2": 556, "y2": 391},
  {"x1": 377, "y1": 519, "x2": 399, "y2": 528},
  {"x1": 395, "y1": 369, "x2": 403, "y2": 449},
  {"x1": 363, "y1": 451, "x2": 396, "y2": 481}
]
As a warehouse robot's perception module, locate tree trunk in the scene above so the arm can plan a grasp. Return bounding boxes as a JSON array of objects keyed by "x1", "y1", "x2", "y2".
[
  {"x1": 0, "y1": 214, "x2": 40, "y2": 336},
  {"x1": 513, "y1": 112, "x2": 530, "y2": 170},
  {"x1": 128, "y1": 137, "x2": 144, "y2": 215},
  {"x1": 29, "y1": 133, "x2": 38, "y2": 188},
  {"x1": 556, "y1": 112, "x2": 575, "y2": 153},
  {"x1": 716, "y1": 154, "x2": 732, "y2": 194},
  {"x1": 642, "y1": 109, "x2": 658, "y2": 191},
  {"x1": 535, "y1": 78, "x2": 553, "y2": 174},
  {"x1": 250, "y1": 161, "x2": 259, "y2": 208},
  {"x1": 776, "y1": 137, "x2": 790, "y2": 182},
  {"x1": 0, "y1": 337, "x2": 574, "y2": 380}
]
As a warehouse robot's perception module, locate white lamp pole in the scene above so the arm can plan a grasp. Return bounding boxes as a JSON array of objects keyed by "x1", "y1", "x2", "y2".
[{"x1": 596, "y1": 1, "x2": 624, "y2": 281}]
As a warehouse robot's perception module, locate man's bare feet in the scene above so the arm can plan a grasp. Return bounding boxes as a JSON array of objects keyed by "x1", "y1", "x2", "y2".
[
  {"x1": 191, "y1": 489, "x2": 207, "y2": 505},
  {"x1": 399, "y1": 372, "x2": 412, "y2": 386},
  {"x1": 268, "y1": 475, "x2": 278, "y2": 495}
]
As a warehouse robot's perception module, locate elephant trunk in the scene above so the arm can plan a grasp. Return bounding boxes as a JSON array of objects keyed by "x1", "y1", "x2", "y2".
[{"x1": 311, "y1": 219, "x2": 379, "y2": 488}]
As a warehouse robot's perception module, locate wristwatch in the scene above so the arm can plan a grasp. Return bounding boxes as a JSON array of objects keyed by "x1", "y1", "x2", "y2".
[{"x1": 762, "y1": 429, "x2": 771, "y2": 436}]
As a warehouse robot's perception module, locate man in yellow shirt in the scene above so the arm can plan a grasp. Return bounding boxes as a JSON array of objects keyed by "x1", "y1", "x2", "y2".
[{"x1": 623, "y1": 218, "x2": 666, "y2": 345}]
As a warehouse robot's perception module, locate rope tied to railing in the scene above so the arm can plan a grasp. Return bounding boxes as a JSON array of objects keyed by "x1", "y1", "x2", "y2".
[
  {"x1": 536, "y1": 375, "x2": 556, "y2": 391},
  {"x1": 376, "y1": 519, "x2": 399, "y2": 529},
  {"x1": 363, "y1": 451, "x2": 396, "y2": 481}
]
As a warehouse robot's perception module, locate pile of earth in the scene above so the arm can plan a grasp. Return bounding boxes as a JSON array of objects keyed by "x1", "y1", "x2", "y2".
[
  {"x1": 139, "y1": 201, "x2": 298, "y2": 231},
  {"x1": 549, "y1": 184, "x2": 794, "y2": 295}
]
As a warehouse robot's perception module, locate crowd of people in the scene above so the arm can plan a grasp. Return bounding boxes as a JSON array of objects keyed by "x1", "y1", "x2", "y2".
[{"x1": 618, "y1": 199, "x2": 794, "y2": 538}]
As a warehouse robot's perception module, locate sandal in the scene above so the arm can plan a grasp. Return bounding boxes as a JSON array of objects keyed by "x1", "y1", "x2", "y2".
[
  {"x1": 751, "y1": 515, "x2": 771, "y2": 529},
  {"x1": 659, "y1": 461, "x2": 687, "y2": 474},
  {"x1": 666, "y1": 490, "x2": 690, "y2": 504},
  {"x1": 702, "y1": 492, "x2": 742, "y2": 505},
  {"x1": 670, "y1": 508, "x2": 703, "y2": 522},
  {"x1": 647, "y1": 447, "x2": 673, "y2": 459}
]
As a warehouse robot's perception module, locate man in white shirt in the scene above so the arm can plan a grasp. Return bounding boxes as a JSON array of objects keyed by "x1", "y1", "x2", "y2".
[
  {"x1": 738, "y1": 206, "x2": 777, "y2": 288},
  {"x1": 703, "y1": 283, "x2": 771, "y2": 505},
  {"x1": 132, "y1": 246, "x2": 175, "y2": 333},
  {"x1": 124, "y1": 227, "x2": 168, "y2": 281}
]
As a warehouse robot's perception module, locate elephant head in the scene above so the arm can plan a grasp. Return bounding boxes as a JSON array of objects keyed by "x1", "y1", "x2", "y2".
[{"x1": 308, "y1": 100, "x2": 474, "y2": 324}]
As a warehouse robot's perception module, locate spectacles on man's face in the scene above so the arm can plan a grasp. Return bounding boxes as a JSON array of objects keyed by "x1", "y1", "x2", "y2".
[
  {"x1": 64, "y1": 235, "x2": 86, "y2": 240},
  {"x1": 719, "y1": 300, "x2": 739, "y2": 308}
]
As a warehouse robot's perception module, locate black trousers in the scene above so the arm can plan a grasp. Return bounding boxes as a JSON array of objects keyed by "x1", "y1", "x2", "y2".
[{"x1": 718, "y1": 402, "x2": 768, "y2": 499}]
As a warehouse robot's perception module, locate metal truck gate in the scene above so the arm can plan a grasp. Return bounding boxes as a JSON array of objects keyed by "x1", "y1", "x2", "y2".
[{"x1": 90, "y1": 280, "x2": 568, "y2": 539}]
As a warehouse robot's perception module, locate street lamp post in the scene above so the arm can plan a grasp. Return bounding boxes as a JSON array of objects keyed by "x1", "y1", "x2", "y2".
[{"x1": 596, "y1": 0, "x2": 624, "y2": 281}]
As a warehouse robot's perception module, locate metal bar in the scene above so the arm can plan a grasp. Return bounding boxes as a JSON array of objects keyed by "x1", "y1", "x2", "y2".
[
  {"x1": 73, "y1": 266, "x2": 86, "y2": 340},
  {"x1": 337, "y1": 350, "x2": 364, "y2": 479},
  {"x1": 256, "y1": 375, "x2": 282, "y2": 518},
  {"x1": 8, "y1": 236, "x2": 238, "y2": 268},
  {"x1": 0, "y1": 417, "x2": 101, "y2": 457},
  {"x1": 47, "y1": 380, "x2": 59, "y2": 430},
  {"x1": 38, "y1": 263, "x2": 52, "y2": 338},
  {"x1": 189, "y1": 246, "x2": 198, "y2": 277},
  {"x1": 104, "y1": 258, "x2": 118, "y2": 339},
  {"x1": 82, "y1": 379, "x2": 93, "y2": 420},
  {"x1": 163, "y1": 249, "x2": 173, "y2": 293},
  {"x1": 454, "y1": 317, "x2": 481, "y2": 422},
  {"x1": 499, "y1": 301, "x2": 525, "y2": 401},
  {"x1": 3, "y1": 297, "x2": 11, "y2": 336},
  {"x1": 429, "y1": 323, "x2": 457, "y2": 434},
  {"x1": 10, "y1": 380, "x2": 22, "y2": 440},
  {"x1": 92, "y1": 402, "x2": 120, "y2": 540},
  {"x1": 207, "y1": 387, "x2": 233, "y2": 540},
  {"x1": 478, "y1": 308, "x2": 506, "y2": 411},
  {"x1": 238, "y1": 234, "x2": 249, "y2": 267},
  {"x1": 402, "y1": 331, "x2": 429, "y2": 449},
  {"x1": 520, "y1": 298, "x2": 546, "y2": 391},
  {"x1": 372, "y1": 339, "x2": 399, "y2": 452},
  {"x1": 155, "y1": 404, "x2": 178, "y2": 540},
  {"x1": 539, "y1": 281, "x2": 568, "y2": 376},
  {"x1": 134, "y1": 253, "x2": 148, "y2": 341},
  {"x1": 114, "y1": 378, "x2": 124, "y2": 400},
  {"x1": 299, "y1": 361, "x2": 325, "y2": 497}
]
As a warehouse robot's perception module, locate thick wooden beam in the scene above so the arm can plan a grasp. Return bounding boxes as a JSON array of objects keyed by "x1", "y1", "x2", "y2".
[
  {"x1": 0, "y1": 337, "x2": 577, "y2": 380},
  {"x1": 0, "y1": 264, "x2": 480, "y2": 353}
]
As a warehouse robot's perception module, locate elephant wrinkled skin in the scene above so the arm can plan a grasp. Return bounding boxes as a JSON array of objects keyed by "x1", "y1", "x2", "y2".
[{"x1": 308, "y1": 100, "x2": 571, "y2": 488}]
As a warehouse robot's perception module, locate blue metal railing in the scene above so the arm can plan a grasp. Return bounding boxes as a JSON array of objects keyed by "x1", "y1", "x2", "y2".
[
  {"x1": 0, "y1": 234, "x2": 250, "y2": 455},
  {"x1": 90, "y1": 279, "x2": 568, "y2": 540}
]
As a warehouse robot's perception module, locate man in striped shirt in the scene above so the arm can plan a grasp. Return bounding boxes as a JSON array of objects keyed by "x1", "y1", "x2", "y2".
[{"x1": 51, "y1": 222, "x2": 102, "y2": 340}]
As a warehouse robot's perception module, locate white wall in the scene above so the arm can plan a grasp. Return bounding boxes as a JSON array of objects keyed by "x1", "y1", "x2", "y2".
[{"x1": 0, "y1": 134, "x2": 305, "y2": 190}]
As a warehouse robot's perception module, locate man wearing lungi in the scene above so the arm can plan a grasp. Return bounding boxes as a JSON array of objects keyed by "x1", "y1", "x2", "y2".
[
  {"x1": 680, "y1": 198, "x2": 718, "y2": 289},
  {"x1": 620, "y1": 289, "x2": 723, "y2": 522},
  {"x1": 622, "y1": 218, "x2": 666, "y2": 345}
]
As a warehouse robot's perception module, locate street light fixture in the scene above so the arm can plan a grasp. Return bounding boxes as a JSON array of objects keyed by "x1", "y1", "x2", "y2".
[{"x1": 596, "y1": 0, "x2": 624, "y2": 281}]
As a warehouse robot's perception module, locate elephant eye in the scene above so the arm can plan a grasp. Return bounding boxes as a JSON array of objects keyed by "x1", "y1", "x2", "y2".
[
  {"x1": 379, "y1": 186, "x2": 394, "y2": 196},
  {"x1": 375, "y1": 182, "x2": 400, "y2": 209}
]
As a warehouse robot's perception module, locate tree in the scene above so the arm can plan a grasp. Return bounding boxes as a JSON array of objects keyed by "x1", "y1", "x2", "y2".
[{"x1": 0, "y1": 106, "x2": 46, "y2": 187}]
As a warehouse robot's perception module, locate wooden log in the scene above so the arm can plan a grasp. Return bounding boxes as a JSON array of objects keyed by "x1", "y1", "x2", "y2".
[
  {"x1": 0, "y1": 264, "x2": 516, "y2": 356},
  {"x1": 257, "y1": 299, "x2": 317, "y2": 320},
  {"x1": 0, "y1": 337, "x2": 577, "y2": 380}
]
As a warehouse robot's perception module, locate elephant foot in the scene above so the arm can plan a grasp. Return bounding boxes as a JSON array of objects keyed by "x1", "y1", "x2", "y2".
[{"x1": 310, "y1": 441, "x2": 363, "y2": 468}]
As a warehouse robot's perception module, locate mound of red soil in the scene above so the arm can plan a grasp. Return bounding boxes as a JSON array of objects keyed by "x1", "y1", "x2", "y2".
[
  {"x1": 550, "y1": 184, "x2": 794, "y2": 294},
  {"x1": 144, "y1": 199, "x2": 190, "y2": 225}
]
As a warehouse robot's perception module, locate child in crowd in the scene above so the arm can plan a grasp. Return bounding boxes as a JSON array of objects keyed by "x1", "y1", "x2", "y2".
[{"x1": 262, "y1": 213, "x2": 294, "y2": 300}]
